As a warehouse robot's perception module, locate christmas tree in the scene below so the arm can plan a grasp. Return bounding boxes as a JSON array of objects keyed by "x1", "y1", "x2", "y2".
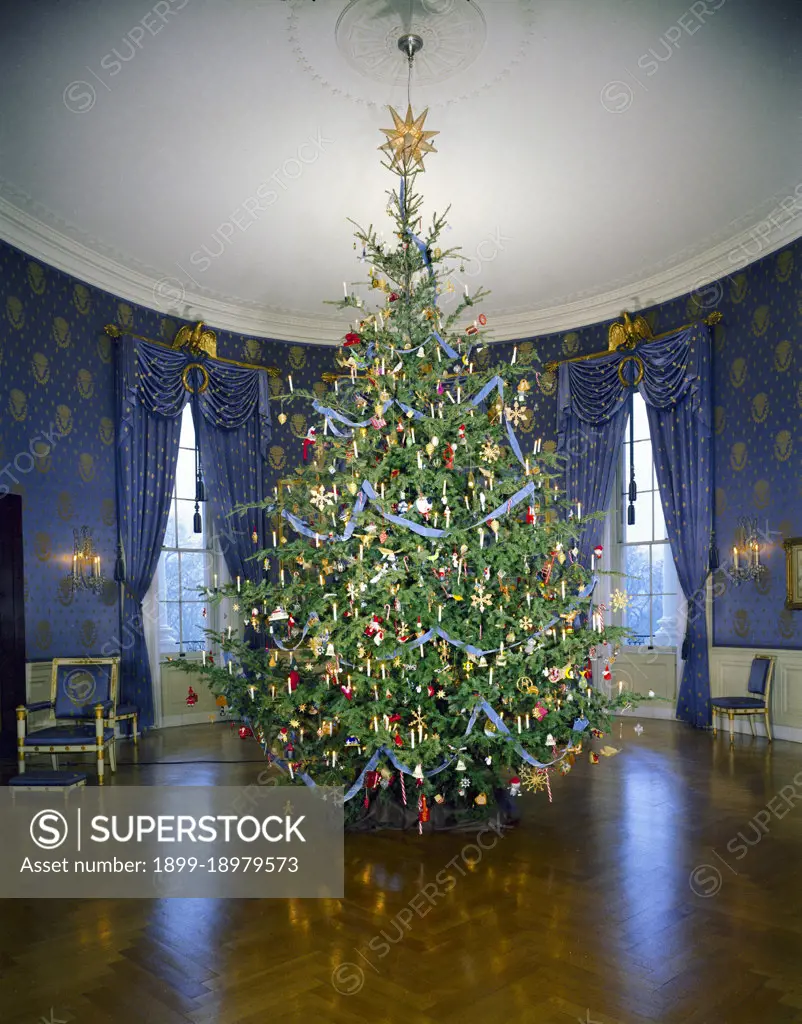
[{"x1": 181, "y1": 107, "x2": 637, "y2": 830}]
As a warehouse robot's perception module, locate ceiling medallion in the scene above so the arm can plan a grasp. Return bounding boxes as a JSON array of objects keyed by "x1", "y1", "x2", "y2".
[
  {"x1": 286, "y1": 0, "x2": 538, "y2": 107},
  {"x1": 335, "y1": 0, "x2": 486, "y2": 86}
]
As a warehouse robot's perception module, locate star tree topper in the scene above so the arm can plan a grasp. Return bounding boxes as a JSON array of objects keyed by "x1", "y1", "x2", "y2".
[{"x1": 379, "y1": 105, "x2": 439, "y2": 172}]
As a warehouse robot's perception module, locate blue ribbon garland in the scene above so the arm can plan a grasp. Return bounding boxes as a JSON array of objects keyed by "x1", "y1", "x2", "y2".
[{"x1": 252, "y1": 692, "x2": 593, "y2": 802}]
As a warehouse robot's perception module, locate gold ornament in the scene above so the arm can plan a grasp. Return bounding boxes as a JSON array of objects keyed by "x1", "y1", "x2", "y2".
[
  {"x1": 520, "y1": 766, "x2": 548, "y2": 793},
  {"x1": 379, "y1": 105, "x2": 439, "y2": 172},
  {"x1": 516, "y1": 676, "x2": 539, "y2": 695},
  {"x1": 610, "y1": 589, "x2": 631, "y2": 612}
]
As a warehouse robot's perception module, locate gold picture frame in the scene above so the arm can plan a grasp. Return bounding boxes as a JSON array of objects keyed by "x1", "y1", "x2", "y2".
[{"x1": 784, "y1": 538, "x2": 802, "y2": 610}]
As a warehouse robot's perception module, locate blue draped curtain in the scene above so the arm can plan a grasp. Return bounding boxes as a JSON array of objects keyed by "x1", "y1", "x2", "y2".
[
  {"x1": 557, "y1": 324, "x2": 713, "y2": 728},
  {"x1": 116, "y1": 337, "x2": 271, "y2": 727}
]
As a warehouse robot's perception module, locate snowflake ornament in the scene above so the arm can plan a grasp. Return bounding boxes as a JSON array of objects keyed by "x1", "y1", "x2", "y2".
[
  {"x1": 471, "y1": 583, "x2": 493, "y2": 612},
  {"x1": 480, "y1": 440, "x2": 501, "y2": 464},
  {"x1": 519, "y1": 615, "x2": 533, "y2": 633},
  {"x1": 519, "y1": 765, "x2": 549, "y2": 793},
  {"x1": 610, "y1": 589, "x2": 631, "y2": 612},
  {"x1": 309, "y1": 485, "x2": 334, "y2": 510},
  {"x1": 504, "y1": 404, "x2": 527, "y2": 427}
]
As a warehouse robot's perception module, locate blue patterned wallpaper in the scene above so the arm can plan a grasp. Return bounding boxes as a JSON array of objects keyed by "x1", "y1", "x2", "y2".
[{"x1": 0, "y1": 235, "x2": 798, "y2": 657}]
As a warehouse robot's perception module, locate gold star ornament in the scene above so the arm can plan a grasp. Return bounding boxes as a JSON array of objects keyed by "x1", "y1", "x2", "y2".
[{"x1": 379, "y1": 105, "x2": 439, "y2": 172}]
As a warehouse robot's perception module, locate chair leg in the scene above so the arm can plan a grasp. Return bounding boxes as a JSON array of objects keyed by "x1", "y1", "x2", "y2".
[
  {"x1": 16, "y1": 707, "x2": 26, "y2": 775},
  {"x1": 748, "y1": 715, "x2": 756, "y2": 738},
  {"x1": 728, "y1": 712, "x2": 735, "y2": 746},
  {"x1": 109, "y1": 739, "x2": 117, "y2": 773},
  {"x1": 712, "y1": 711, "x2": 717, "y2": 738},
  {"x1": 95, "y1": 703, "x2": 105, "y2": 785},
  {"x1": 132, "y1": 714, "x2": 139, "y2": 744},
  {"x1": 50, "y1": 754, "x2": 59, "y2": 770},
  {"x1": 765, "y1": 710, "x2": 773, "y2": 743}
]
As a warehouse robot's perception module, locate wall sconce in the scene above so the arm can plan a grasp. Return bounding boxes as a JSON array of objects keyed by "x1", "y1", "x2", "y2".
[
  {"x1": 726, "y1": 516, "x2": 765, "y2": 586},
  {"x1": 69, "y1": 526, "x2": 106, "y2": 593}
]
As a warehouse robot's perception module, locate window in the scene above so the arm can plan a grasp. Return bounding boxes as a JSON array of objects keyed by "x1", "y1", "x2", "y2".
[
  {"x1": 157, "y1": 407, "x2": 218, "y2": 653},
  {"x1": 614, "y1": 391, "x2": 680, "y2": 647}
]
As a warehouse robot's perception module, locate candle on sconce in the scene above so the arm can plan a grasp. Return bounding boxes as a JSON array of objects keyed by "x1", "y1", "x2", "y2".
[
  {"x1": 288, "y1": 375, "x2": 293, "y2": 393},
  {"x1": 733, "y1": 546, "x2": 739, "y2": 570}
]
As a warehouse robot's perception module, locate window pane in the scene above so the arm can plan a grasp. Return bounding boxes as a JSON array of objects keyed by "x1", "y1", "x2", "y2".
[
  {"x1": 182, "y1": 604, "x2": 208, "y2": 650},
  {"x1": 179, "y1": 405, "x2": 196, "y2": 450},
  {"x1": 163, "y1": 500, "x2": 177, "y2": 549},
  {"x1": 176, "y1": 499, "x2": 205, "y2": 549},
  {"x1": 175, "y1": 447, "x2": 197, "y2": 501},
  {"x1": 159, "y1": 602, "x2": 181, "y2": 651},
  {"x1": 623, "y1": 544, "x2": 650, "y2": 592},
  {"x1": 632, "y1": 392, "x2": 650, "y2": 442},
  {"x1": 180, "y1": 551, "x2": 208, "y2": 600},
  {"x1": 624, "y1": 595, "x2": 650, "y2": 644},
  {"x1": 159, "y1": 551, "x2": 180, "y2": 601}
]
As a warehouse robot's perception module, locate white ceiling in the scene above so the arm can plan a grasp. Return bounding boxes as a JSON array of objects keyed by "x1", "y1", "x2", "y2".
[{"x1": 1, "y1": 0, "x2": 800, "y2": 342}]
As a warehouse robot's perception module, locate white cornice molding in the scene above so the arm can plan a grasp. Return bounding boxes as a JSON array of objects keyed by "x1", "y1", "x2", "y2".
[{"x1": 1, "y1": 194, "x2": 800, "y2": 346}]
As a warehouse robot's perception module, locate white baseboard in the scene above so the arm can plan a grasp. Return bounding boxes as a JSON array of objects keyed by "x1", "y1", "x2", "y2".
[
  {"x1": 157, "y1": 711, "x2": 240, "y2": 729},
  {"x1": 616, "y1": 704, "x2": 677, "y2": 720}
]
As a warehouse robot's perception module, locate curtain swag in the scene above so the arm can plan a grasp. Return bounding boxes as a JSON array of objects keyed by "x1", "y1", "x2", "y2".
[{"x1": 119, "y1": 335, "x2": 272, "y2": 455}]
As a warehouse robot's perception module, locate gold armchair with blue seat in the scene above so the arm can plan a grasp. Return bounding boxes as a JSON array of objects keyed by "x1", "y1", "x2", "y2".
[
  {"x1": 711, "y1": 654, "x2": 775, "y2": 745},
  {"x1": 16, "y1": 657, "x2": 119, "y2": 783}
]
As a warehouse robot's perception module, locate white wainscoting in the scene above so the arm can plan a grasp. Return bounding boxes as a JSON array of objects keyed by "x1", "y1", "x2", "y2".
[
  {"x1": 610, "y1": 647, "x2": 679, "y2": 720},
  {"x1": 709, "y1": 645, "x2": 802, "y2": 743}
]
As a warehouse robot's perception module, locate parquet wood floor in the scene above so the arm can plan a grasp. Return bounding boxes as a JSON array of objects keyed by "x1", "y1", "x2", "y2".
[{"x1": 2, "y1": 718, "x2": 802, "y2": 1024}]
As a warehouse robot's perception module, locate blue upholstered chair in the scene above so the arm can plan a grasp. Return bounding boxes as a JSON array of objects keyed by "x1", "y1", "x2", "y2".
[
  {"x1": 711, "y1": 654, "x2": 775, "y2": 745},
  {"x1": 16, "y1": 657, "x2": 119, "y2": 783}
]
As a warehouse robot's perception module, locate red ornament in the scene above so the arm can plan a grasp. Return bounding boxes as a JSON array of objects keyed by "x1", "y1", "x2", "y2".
[
  {"x1": 365, "y1": 771, "x2": 381, "y2": 789},
  {"x1": 344, "y1": 332, "x2": 362, "y2": 347},
  {"x1": 288, "y1": 670, "x2": 300, "y2": 691},
  {"x1": 186, "y1": 687, "x2": 198, "y2": 707},
  {"x1": 594, "y1": 545, "x2": 604, "y2": 559},
  {"x1": 388, "y1": 713, "x2": 402, "y2": 724},
  {"x1": 477, "y1": 313, "x2": 487, "y2": 326},
  {"x1": 419, "y1": 795, "x2": 430, "y2": 823},
  {"x1": 427, "y1": 685, "x2": 435, "y2": 697},
  {"x1": 533, "y1": 703, "x2": 548, "y2": 721},
  {"x1": 388, "y1": 292, "x2": 399, "y2": 302},
  {"x1": 341, "y1": 685, "x2": 354, "y2": 701},
  {"x1": 302, "y1": 427, "x2": 316, "y2": 462},
  {"x1": 526, "y1": 505, "x2": 535, "y2": 525},
  {"x1": 603, "y1": 663, "x2": 612, "y2": 682},
  {"x1": 443, "y1": 443, "x2": 455, "y2": 469},
  {"x1": 394, "y1": 733, "x2": 403, "y2": 747},
  {"x1": 238, "y1": 726, "x2": 253, "y2": 740}
]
